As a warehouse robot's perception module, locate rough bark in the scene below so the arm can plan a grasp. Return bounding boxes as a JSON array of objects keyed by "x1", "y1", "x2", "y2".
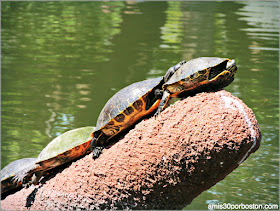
[{"x1": 1, "y1": 90, "x2": 261, "y2": 210}]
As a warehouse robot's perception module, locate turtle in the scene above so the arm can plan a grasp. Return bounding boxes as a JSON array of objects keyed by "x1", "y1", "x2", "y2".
[
  {"x1": 155, "y1": 57, "x2": 237, "y2": 115},
  {"x1": 90, "y1": 60, "x2": 186, "y2": 158},
  {"x1": 1, "y1": 158, "x2": 37, "y2": 194},
  {"x1": 12, "y1": 126, "x2": 95, "y2": 187}
]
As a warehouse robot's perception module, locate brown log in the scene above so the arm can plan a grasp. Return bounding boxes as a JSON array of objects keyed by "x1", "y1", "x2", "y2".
[{"x1": 1, "y1": 90, "x2": 261, "y2": 210}]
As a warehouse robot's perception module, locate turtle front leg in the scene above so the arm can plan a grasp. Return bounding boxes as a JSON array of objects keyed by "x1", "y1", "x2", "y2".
[
  {"x1": 31, "y1": 171, "x2": 43, "y2": 186},
  {"x1": 21, "y1": 173, "x2": 33, "y2": 188},
  {"x1": 91, "y1": 137, "x2": 104, "y2": 159},
  {"x1": 22, "y1": 170, "x2": 43, "y2": 188},
  {"x1": 14, "y1": 164, "x2": 39, "y2": 188},
  {"x1": 163, "y1": 60, "x2": 186, "y2": 82},
  {"x1": 92, "y1": 147, "x2": 104, "y2": 159},
  {"x1": 154, "y1": 91, "x2": 171, "y2": 116}
]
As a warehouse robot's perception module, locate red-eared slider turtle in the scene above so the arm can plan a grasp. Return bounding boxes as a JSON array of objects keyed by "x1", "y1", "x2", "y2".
[
  {"x1": 13, "y1": 126, "x2": 95, "y2": 187},
  {"x1": 1, "y1": 158, "x2": 37, "y2": 194},
  {"x1": 91, "y1": 60, "x2": 186, "y2": 158},
  {"x1": 155, "y1": 57, "x2": 237, "y2": 115}
]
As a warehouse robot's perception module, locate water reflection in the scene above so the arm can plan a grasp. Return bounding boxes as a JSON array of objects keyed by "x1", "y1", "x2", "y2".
[
  {"x1": 183, "y1": 1, "x2": 279, "y2": 209},
  {"x1": 160, "y1": 1, "x2": 183, "y2": 48},
  {"x1": 1, "y1": 1, "x2": 126, "y2": 166}
]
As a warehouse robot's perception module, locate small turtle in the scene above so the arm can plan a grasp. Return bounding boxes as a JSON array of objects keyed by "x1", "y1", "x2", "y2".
[
  {"x1": 13, "y1": 126, "x2": 95, "y2": 187},
  {"x1": 90, "y1": 60, "x2": 186, "y2": 158},
  {"x1": 155, "y1": 57, "x2": 237, "y2": 115},
  {"x1": 1, "y1": 158, "x2": 37, "y2": 194}
]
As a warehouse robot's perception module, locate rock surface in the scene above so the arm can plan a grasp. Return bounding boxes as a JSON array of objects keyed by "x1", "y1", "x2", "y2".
[{"x1": 1, "y1": 90, "x2": 261, "y2": 210}]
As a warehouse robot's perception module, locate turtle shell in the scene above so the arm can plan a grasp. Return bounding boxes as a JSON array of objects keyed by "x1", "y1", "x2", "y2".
[
  {"x1": 1, "y1": 157, "x2": 37, "y2": 194},
  {"x1": 94, "y1": 77, "x2": 163, "y2": 145},
  {"x1": 36, "y1": 126, "x2": 95, "y2": 169},
  {"x1": 165, "y1": 57, "x2": 229, "y2": 85},
  {"x1": 163, "y1": 57, "x2": 236, "y2": 95}
]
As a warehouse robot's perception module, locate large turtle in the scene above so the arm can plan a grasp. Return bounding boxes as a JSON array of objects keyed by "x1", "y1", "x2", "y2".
[
  {"x1": 155, "y1": 57, "x2": 237, "y2": 115},
  {"x1": 10, "y1": 126, "x2": 95, "y2": 188},
  {"x1": 90, "y1": 60, "x2": 186, "y2": 158},
  {"x1": 1, "y1": 158, "x2": 37, "y2": 194}
]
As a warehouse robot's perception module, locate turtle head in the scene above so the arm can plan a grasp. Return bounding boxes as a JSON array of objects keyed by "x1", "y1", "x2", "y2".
[{"x1": 208, "y1": 58, "x2": 237, "y2": 87}]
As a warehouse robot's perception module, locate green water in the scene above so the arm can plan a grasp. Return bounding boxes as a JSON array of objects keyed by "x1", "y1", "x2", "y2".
[{"x1": 1, "y1": 1, "x2": 279, "y2": 209}]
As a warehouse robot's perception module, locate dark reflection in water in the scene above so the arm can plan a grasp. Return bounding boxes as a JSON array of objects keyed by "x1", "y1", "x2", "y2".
[{"x1": 1, "y1": 1, "x2": 279, "y2": 208}]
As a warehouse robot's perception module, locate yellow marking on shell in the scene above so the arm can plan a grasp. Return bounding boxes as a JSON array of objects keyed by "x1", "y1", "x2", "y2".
[
  {"x1": 116, "y1": 104, "x2": 122, "y2": 113},
  {"x1": 182, "y1": 68, "x2": 208, "y2": 83},
  {"x1": 107, "y1": 113, "x2": 112, "y2": 122},
  {"x1": 168, "y1": 66, "x2": 233, "y2": 97},
  {"x1": 204, "y1": 68, "x2": 211, "y2": 81},
  {"x1": 101, "y1": 95, "x2": 159, "y2": 138},
  {"x1": 209, "y1": 65, "x2": 236, "y2": 82},
  {"x1": 181, "y1": 60, "x2": 230, "y2": 86}
]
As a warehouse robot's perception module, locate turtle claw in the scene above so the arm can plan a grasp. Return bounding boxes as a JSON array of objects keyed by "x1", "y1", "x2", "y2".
[
  {"x1": 154, "y1": 108, "x2": 161, "y2": 118},
  {"x1": 91, "y1": 136, "x2": 104, "y2": 159},
  {"x1": 154, "y1": 91, "x2": 170, "y2": 117},
  {"x1": 92, "y1": 146, "x2": 104, "y2": 159},
  {"x1": 22, "y1": 182, "x2": 31, "y2": 189}
]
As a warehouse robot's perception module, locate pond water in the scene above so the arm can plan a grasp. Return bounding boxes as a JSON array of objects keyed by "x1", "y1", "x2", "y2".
[{"x1": 1, "y1": 1, "x2": 279, "y2": 209}]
